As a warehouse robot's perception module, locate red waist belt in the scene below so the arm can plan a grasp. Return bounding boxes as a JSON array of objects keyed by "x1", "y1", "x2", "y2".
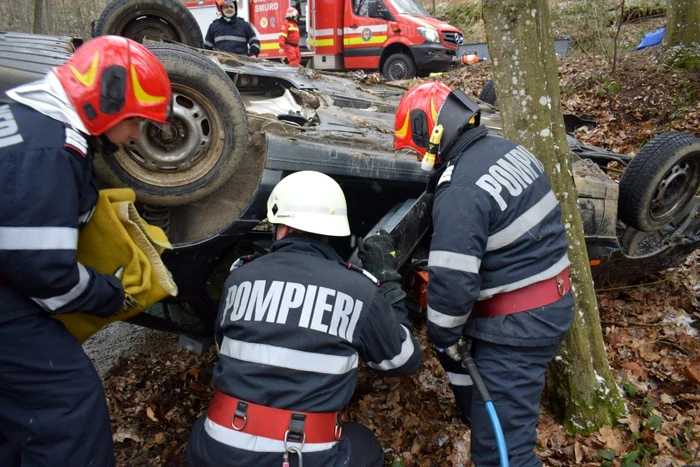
[
  {"x1": 474, "y1": 268, "x2": 570, "y2": 317},
  {"x1": 207, "y1": 391, "x2": 342, "y2": 444}
]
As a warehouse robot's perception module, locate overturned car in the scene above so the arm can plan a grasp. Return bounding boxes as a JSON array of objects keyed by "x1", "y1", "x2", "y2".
[{"x1": 0, "y1": 31, "x2": 698, "y2": 336}]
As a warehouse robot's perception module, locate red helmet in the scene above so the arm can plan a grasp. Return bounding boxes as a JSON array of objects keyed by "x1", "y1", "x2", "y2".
[
  {"x1": 394, "y1": 81, "x2": 481, "y2": 160},
  {"x1": 216, "y1": 0, "x2": 236, "y2": 12},
  {"x1": 54, "y1": 35, "x2": 171, "y2": 136},
  {"x1": 286, "y1": 7, "x2": 299, "y2": 19}
]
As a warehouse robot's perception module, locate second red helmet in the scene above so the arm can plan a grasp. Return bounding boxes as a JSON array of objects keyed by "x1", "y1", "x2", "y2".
[
  {"x1": 394, "y1": 81, "x2": 481, "y2": 161},
  {"x1": 54, "y1": 35, "x2": 172, "y2": 136}
]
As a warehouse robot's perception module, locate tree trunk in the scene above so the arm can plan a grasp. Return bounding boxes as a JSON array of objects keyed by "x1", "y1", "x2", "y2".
[
  {"x1": 32, "y1": 0, "x2": 46, "y2": 34},
  {"x1": 481, "y1": 0, "x2": 627, "y2": 434},
  {"x1": 664, "y1": 0, "x2": 700, "y2": 47}
]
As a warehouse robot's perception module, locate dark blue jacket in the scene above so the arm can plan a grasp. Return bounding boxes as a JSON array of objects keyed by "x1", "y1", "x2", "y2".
[
  {"x1": 427, "y1": 129, "x2": 571, "y2": 349},
  {"x1": 206, "y1": 234, "x2": 421, "y2": 464},
  {"x1": 204, "y1": 17, "x2": 261, "y2": 56},
  {"x1": 0, "y1": 103, "x2": 124, "y2": 325}
]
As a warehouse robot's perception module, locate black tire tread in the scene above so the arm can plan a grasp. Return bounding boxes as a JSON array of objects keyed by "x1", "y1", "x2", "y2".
[
  {"x1": 95, "y1": 0, "x2": 204, "y2": 49},
  {"x1": 479, "y1": 78, "x2": 497, "y2": 106},
  {"x1": 618, "y1": 131, "x2": 700, "y2": 231},
  {"x1": 382, "y1": 53, "x2": 416, "y2": 81}
]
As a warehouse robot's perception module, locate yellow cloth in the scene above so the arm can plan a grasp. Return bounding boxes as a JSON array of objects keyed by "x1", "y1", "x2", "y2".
[{"x1": 54, "y1": 188, "x2": 178, "y2": 342}]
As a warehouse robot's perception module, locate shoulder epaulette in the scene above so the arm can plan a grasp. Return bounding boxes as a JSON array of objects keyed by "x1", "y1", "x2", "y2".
[
  {"x1": 64, "y1": 126, "x2": 87, "y2": 158},
  {"x1": 437, "y1": 164, "x2": 454, "y2": 188}
]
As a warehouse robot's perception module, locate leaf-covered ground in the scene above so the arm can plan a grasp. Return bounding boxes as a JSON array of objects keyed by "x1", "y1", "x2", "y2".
[{"x1": 104, "y1": 46, "x2": 700, "y2": 467}]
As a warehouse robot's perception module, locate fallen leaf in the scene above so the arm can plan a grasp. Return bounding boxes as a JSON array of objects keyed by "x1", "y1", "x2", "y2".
[
  {"x1": 684, "y1": 359, "x2": 700, "y2": 385},
  {"x1": 146, "y1": 406, "x2": 159, "y2": 423},
  {"x1": 596, "y1": 425, "x2": 623, "y2": 455},
  {"x1": 154, "y1": 432, "x2": 166, "y2": 445},
  {"x1": 113, "y1": 430, "x2": 143, "y2": 443}
]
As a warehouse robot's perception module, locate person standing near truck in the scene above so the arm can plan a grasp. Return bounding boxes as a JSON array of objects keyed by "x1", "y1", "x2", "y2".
[
  {"x1": 278, "y1": 7, "x2": 301, "y2": 66},
  {"x1": 394, "y1": 81, "x2": 574, "y2": 467},
  {"x1": 0, "y1": 36, "x2": 172, "y2": 466},
  {"x1": 205, "y1": 0, "x2": 261, "y2": 57},
  {"x1": 187, "y1": 170, "x2": 421, "y2": 467}
]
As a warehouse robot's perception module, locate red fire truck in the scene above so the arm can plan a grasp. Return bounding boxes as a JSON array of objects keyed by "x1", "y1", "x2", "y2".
[{"x1": 185, "y1": 0, "x2": 464, "y2": 80}]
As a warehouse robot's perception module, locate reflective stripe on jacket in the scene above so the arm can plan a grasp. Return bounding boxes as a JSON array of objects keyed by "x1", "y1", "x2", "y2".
[{"x1": 205, "y1": 17, "x2": 260, "y2": 56}]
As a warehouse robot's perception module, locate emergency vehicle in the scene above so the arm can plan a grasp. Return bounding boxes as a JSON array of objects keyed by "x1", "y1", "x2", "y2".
[{"x1": 184, "y1": 0, "x2": 464, "y2": 80}]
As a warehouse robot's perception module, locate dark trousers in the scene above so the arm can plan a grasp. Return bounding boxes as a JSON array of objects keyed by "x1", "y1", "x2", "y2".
[
  {"x1": 439, "y1": 339, "x2": 566, "y2": 467},
  {"x1": 0, "y1": 314, "x2": 115, "y2": 467},
  {"x1": 188, "y1": 415, "x2": 383, "y2": 467}
]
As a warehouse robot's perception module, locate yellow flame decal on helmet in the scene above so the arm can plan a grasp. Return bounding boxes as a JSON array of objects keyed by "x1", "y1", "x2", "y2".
[
  {"x1": 395, "y1": 112, "x2": 410, "y2": 138},
  {"x1": 70, "y1": 51, "x2": 100, "y2": 87},
  {"x1": 130, "y1": 65, "x2": 166, "y2": 104},
  {"x1": 430, "y1": 97, "x2": 439, "y2": 122}
]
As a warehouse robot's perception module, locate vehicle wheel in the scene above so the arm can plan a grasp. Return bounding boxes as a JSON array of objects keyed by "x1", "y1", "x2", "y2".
[
  {"x1": 618, "y1": 131, "x2": 700, "y2": 232},
  {"x1": 382, "y1": 53, "x2": 416, "y2": 81},
  {"x1": 479, "y1": 78, "x2": 497, "y2": 105},
  {"x1": 94, "y1": 43, "x2": 248, "y2": 206},
  {"x1": 94, "y1": 0, "x2": 204, "y2": 49}
]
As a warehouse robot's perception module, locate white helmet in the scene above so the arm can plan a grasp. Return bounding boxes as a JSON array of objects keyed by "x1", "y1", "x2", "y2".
[{"x1": 267, "y1": 171, "x2": 351, "y2": 237}]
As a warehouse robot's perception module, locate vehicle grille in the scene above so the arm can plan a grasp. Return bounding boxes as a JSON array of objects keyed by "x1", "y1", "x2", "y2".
[{"x1": 442, "y1": 31, "x2": 461, "y2": 46}]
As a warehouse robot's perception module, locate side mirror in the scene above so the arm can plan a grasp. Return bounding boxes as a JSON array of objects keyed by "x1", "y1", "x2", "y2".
[{"x1": 368, "y1": 0, "x2": 379, "y2": 18}]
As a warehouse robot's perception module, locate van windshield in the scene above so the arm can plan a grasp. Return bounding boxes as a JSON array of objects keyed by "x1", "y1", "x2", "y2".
[{"x1": 388, "y1": 0, "x2": 430, "y2": 16}]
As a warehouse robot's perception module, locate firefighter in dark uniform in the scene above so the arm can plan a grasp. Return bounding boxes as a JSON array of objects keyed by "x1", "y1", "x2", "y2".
[
  {"x1": 205, "y1": 0, "x2": 261, "y2": 57},
  {"x1": 187, "y1": 170, "x2": 422, "y2": 467},
  {"x1": 394, "y1": 82, "x2": 574, "y2": 467},
  {"x1": 278, "y1": 7, "x2": 301, "y2": 66},
  {"x1": 0, "y1": 36, "x2": 172, "y2": 466}
]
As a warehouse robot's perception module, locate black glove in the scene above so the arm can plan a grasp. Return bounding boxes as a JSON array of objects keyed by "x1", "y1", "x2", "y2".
[
  {"x1": 113, "y1": 267, "x2": 139, "y2": 314},
  {"x1": 357, "y1": 230, "x2": 406, "y2": 304},
  {"x1": 357, "y1": 230, "x2": 400, "y2": 282}
]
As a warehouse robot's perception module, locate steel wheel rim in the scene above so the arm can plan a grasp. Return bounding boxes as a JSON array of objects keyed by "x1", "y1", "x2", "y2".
[
  {"x1": 113, "y1": 86, "x2": 224, "y2": 188},
  {"x1": 650, "y1": 157, "x2": 699, "y2": 222},
  {"x1": 389, "y1": 61, "x2": 408, "y2": 80}
]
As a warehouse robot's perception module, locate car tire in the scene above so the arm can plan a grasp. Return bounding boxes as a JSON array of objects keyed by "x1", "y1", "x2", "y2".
[
  {"x1": 94, "y1": 43, "x2": 248, "y2": 206},
  {"x1": 382, "y1": 53, "x2": 416, "y2": 81},
  {"x1": 618, "y1": 131, "x2": 700, "y2": 232},
  {"x1": 479, "y1": 78, "x2": 497, "y2": 106},
  {"x1": 94, "y1": 0, "x2": 204, "y2": 49}
]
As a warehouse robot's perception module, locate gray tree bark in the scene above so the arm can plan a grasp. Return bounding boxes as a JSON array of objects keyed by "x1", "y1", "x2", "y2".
[
  {"x1": 481, "y1": 0, "x2": 627, "y2": 434},
  {"x1": 32, "y1": 0, "x2": 47, "y2": 34},
  {"x1": 664, "y1": 0, "x2": 700, "y2": 47}
]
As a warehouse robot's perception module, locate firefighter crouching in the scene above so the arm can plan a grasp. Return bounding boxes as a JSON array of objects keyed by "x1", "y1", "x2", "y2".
[
  {"x1": 0, "y1": 36, "x2": 172, "y2": 466},
  {"x1": 279, "y1": 7, "x2": 301, "y2": 66},
  {"x1": 205, "y1": 0, "x2": 261, "y2": 57},
  {"x1": 187, "y1": 171, "x2": 422, "y2": 467},
  {"x1": 394, "y1": 82, "x2": 574, "y2": 467}
]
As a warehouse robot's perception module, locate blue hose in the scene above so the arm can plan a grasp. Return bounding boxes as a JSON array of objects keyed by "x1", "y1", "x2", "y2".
[
  {"x1": 458, "y1": 339, "x2": 509, "y2": 467},
  {"x1": 485, "y1": 401, "x2": 509, "y2": 467}
]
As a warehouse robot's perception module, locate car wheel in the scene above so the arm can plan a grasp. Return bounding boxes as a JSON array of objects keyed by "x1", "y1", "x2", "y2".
[
  {"x1": 479, "y1": 78, "x2": 497, "y2": 106},
  {"x1": 619, "y1": 132, "x2": 700, "y2": 232},
  {"x1": 94, "y1": 43, "x2": 248, "y2": 206},
  {"x1": 382, "y1": 53, "x2": 416, "y2": 81},
  {"x1": 94, "y1": 0, "x2": 204, "y2": 49}
]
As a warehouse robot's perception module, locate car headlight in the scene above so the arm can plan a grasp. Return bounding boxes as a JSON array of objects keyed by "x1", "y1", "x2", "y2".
[{"x1": 417, "y1": 27, "x2": 440, "y2": 43}]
